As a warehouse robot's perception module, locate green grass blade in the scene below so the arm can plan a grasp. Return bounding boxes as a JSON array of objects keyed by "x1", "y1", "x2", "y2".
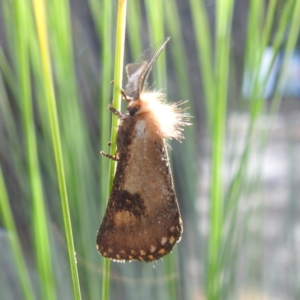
[
  {"x1": 0, "y1": 168, "x2": 35, "y2": 300},
  {"x1": 45, "y1": 0, "x2": 101, "y2": 297},
  {"x1": 31, "y1": 0, "x2": 82, "y2": 299},
  {"x1": 97, "y1": 0, "x2": 114, "y2": 211},
  {"x1": 101, "y1": 1, "x2": 127, "y2": 299},
  {"x1": 164, "y1": 0, "x2": 193, "y2": 101},
  {"x1": 224, "y1": 0, "x2": 293, "y2": 221},
  {"x1": 88, "y1": 4, "x2": 114, "y2": 296},
  {"x1": 127, "y1": 0, "x2": 142, "y2": 58},
  {"x1": 0, "y1": 47, "x2": 17, "y2": 99},
  {"x1": 207, "y1": 1, "x2": 234, "y2": 299},
  {"x1": 145, "y1": 0, "x2": 166, "y2": 87},
  {"x1": 189, "y1": 0, "x2": 214, "y2": 130},
  {"x1": 270, "y1": 0, "x2": 300, "y2": 116},
  {"x1": 14, "y1": 1, "x2": 56, "y2": 299}
]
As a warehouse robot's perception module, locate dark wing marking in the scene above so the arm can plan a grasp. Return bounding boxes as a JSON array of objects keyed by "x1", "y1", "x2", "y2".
[{"x1": 125, "y1": 37, "x2": 170, "y2": 100}]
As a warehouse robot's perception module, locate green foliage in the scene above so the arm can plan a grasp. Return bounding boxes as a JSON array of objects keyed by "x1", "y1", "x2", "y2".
[{"x1": 0, "y1": 0, "x2": 299, "y2": 299}]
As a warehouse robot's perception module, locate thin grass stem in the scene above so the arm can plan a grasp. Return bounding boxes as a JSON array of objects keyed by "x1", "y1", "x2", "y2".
[
  {"x1": 31, "y1": 0, "x2": 82, "y2": 298},
  {"x1": 101, "y1": 0, "x2": 127, "y2": 299},
  {"x1": 0, "y1": 168, "x2": 35, "y2": 300}
]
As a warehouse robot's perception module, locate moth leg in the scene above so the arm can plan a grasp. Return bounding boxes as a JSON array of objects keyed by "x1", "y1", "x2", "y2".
[
  {"x1": 100, "y1": 151, "x2": 119, "y2": 161},
  {"x1": 110, "y1": 80, "x2": 131, "y2": 102},
  {"x1": 108, "y1": 104, "x2": 124, "y2": 118},
  {"x1": 120, "y1": 89, "x2": 133, "y2": 102}
]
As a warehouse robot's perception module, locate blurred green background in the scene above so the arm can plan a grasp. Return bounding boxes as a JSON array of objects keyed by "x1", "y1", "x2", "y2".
[{"x1": 0, "y1": 0, "x2": 300, "y2": 299}]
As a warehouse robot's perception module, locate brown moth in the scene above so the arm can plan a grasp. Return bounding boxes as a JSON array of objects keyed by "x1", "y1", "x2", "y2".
[{"x1": 96, "y1": 37, "x2": 190, "y2": 262}]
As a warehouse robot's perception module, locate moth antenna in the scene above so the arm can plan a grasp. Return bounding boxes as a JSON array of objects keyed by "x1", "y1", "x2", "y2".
[
  {"x1": 125, "y1": 37, "x2": 170, "y2": 100},
  {"x1": 136, "y1": 37, "x2": 170, "y2": 89}
]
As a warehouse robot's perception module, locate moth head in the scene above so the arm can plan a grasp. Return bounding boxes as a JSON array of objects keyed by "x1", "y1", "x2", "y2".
[
  {"x1": 123, "y1": 37, "x2": 191, "y2": 140},
  {"x1": 127, "y1": 100, "x2": 141, "y2": 117}
]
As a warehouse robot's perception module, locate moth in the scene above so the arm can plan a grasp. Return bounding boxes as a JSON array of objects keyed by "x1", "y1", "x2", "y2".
[{"x1": 96, "y1": 37, "x2": 190, "y2": 262}]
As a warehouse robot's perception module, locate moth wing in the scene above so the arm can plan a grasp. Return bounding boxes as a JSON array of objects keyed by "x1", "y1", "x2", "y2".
[
  {"x1": 97, "y1": 128, "x2": 182, "y2": 262},
  {"x1": 125, "y1": 62, "x2": 147, "y2": 100}
]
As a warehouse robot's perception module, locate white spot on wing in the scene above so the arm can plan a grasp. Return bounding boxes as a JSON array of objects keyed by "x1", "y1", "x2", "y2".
[
  {"x1": 150, "y1": 245, "x2": 157, "y2": 253},
  {"x1": 161, "y1": 237, "x2": 167, "y2": 245}
]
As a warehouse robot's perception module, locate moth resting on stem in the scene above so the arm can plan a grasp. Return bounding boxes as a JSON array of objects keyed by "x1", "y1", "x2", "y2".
[{"x1": 97, "y1": 37, "x2": 191, "y2": 262}]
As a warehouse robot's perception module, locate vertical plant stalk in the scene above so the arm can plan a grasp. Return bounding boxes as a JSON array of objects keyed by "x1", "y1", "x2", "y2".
[
  {"x1": 127, "y1": 0, "x2": 142, "y2": 58},
  {"x1": 101, "y1": 0, "x2": 127, "y2": 299},
  {"x1": 31, "y1": 0, "x2": 82, "y2": 299},
  {"x1": 99, "y1": 0, "x2": 113, "y2": 214},
  {"x1": 189, "y1": 0, "x2": 214, "y2": 131},
  {"x1": 15, "y1": 0, "x2": 55, "y2": 298},
  {"x1": 207, "y1": 1, "x2": 234, "y2": 300},
  {"x1": 145, "y1": 0, "x2": 165, "y2": 85},
  {"x1": 0, "y1": 168, "x2": 35, "y2": 300},
  {"x1": 225, "y1": 0, "x2": 278, "y2": 217}
]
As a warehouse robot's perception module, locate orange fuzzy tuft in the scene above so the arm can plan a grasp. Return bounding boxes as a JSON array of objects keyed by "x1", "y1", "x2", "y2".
[{"x1": 127, "y1": 90, "x2": 190, "y2": 141}]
